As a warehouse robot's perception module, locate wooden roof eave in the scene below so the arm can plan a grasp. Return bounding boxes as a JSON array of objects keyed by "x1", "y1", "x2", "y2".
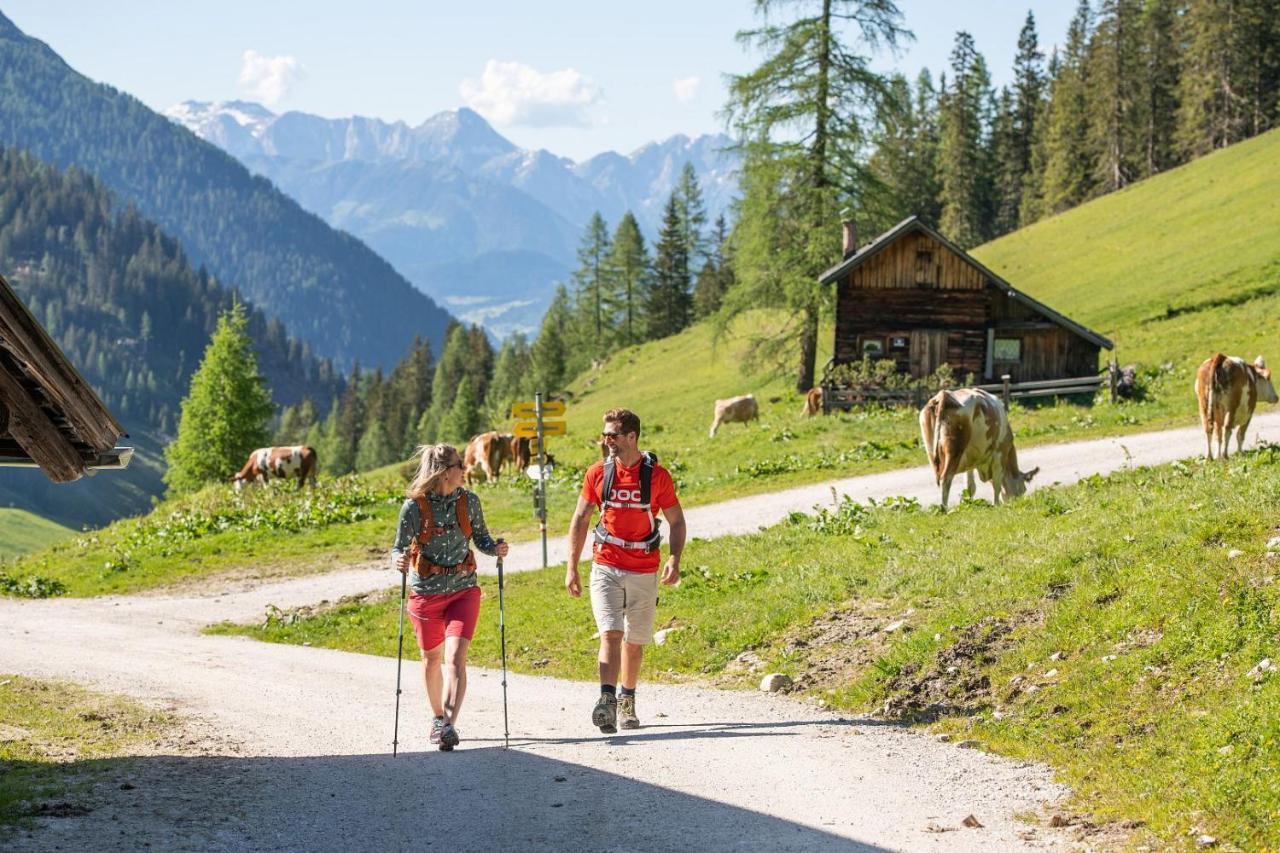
[
  {"x1": 0, "y1": 273, "x2": 123, "y2": 452},
  {"x1": 817, "y1": 215, "x2": 1115, "y2": 351}
]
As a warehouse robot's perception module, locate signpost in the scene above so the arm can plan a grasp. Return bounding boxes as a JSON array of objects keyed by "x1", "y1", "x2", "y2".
[{"x1": 513, "y1": 392, "x2": 565, "y2": 569}]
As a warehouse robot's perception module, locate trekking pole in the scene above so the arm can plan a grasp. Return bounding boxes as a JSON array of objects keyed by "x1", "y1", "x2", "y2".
[
  {"x1": 496, "y1": 539, "x2": 509, "y2": 749},
  {"x1": 392, "y1": 564, "x2": 408, "y2": 757}
]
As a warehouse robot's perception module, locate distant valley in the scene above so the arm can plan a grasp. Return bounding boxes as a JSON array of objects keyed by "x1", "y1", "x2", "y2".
[{"x1": 166, "y1": 102, "x2": 739, "y2": 336}]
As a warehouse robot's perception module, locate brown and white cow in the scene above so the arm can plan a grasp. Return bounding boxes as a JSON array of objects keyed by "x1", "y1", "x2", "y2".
[
  {"x1": 801, "y1": 386, "x2": 824, "y2": 417},
  {"x1": 919, "y1": 388, "x2": 1039, "y2": 508},
  {"x1": 510, "y1": 436, "x2": 532, "y2": 473},
  {"x1": 464, "y1": 431, "x2": 515, "y2": 483},
  {"x1": 709, "y1": 394, "x2": 759, "y2": 437},
  {"x1": 232, "y1": 446, "x2": 318, "y2": 491},
  {"x1": 1194, "y1": 353, "x2": 1278, "y2": 460}
]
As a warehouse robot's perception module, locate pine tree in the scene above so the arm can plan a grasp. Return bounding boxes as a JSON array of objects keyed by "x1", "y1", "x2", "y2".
[
  {"x1": 606, "y1": 213, "x2": 650, "y2": 347},
  {"x1": 937, "y1": 32, "x2": 995, "y2": 248},
  {"x1": 440, "y1": 375, "x2": 483, "y2": 445},
  {"x1": 724, "y1": 0, "x2": 909, "y2": 391},
  {"x1": 646, "y1": 194, "x2": 692, "y2": 339},
  {"x1": 163, "y1": 303, "x2": 274, "y2": 494},
  {"x1": 1040, "y1": 1, "x2": 1097, "y2": 214}
]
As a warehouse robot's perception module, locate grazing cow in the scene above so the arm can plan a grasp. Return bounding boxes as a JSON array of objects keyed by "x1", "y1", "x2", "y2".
[
  {"x1": 1194, "y1": 353, "x2": 1278, "y2": 460},
  {"x1": 919, "y1": 389, "x2": 1039, "y2": 508},
  {"x1": 802, "y1": 386, "x2": 824, "y2": 417},
  {"x1": 464, "y1": 431, "x2": 515, "y2": 483},
  {"x1": 709, "y1": 394, "x2": 759, "y2": 438},
  {"x1": 232, "y1": 446, "x2": 318, "y2": 491},
  {"x1": 510, "y1": 436, "x2": 532, "y2": 473}
]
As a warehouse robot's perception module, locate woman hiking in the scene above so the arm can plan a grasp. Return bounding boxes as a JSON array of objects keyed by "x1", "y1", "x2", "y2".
[{"x1": 392, "y1": 443, "x2": 509, "y2": 751}]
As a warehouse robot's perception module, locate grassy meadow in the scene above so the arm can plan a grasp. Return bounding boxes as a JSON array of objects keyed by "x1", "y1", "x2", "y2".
[
  {"x1": 4, "y1": 129, "x2": 1279, "y2": 599},
  {"x1": 0, "y1": 675, "x2": 175, "y2": 829},
  {"x1": 0, "y1": 509, "x2": 72, "y2": 559},
  {"x1": 214, "y1": 447, "x2": 1280, "y2": 848}
]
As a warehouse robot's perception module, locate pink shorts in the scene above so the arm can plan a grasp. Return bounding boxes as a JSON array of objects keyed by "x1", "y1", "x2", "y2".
[{"x1": 407, "y1": 586, "x2": 482, "y2": 651}]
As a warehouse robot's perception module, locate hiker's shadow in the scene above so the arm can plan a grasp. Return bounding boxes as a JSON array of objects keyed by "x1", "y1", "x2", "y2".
[{"x1": 471, "y1": 714, "x2": 905, "y2": 747}]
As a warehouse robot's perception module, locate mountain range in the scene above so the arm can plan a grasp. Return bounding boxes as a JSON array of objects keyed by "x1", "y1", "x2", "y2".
[
  {"x1": 0, "y1": 11, "x2": 452, "y2": 370},
  {"x1": 165, "y1": 101, "x2": 739, "y2": 337}
]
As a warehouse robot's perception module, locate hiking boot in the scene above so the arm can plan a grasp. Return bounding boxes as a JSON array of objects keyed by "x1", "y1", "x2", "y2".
[
  {"x1": 439, "y1": 722, "x2": 459, "y2": 751},
  {"x1": 618, "y1": 694, "x2": 639, "y2": 729},
  {"x1": 429, "y1": 716, "x2": 446, "y2": 745},
  {"x1": 592, "y1": 693, "x2": 617, "y2": 734}
]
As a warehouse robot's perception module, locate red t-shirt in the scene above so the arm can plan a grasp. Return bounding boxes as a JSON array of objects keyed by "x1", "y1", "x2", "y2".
[{"x1": 581, "y1": 456, "x2": 679, "y2": 573}]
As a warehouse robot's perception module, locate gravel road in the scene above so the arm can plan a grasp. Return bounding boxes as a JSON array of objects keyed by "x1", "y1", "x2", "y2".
[{"x1": 7, "y1": 412, "x2": 1274, "y2": 851}]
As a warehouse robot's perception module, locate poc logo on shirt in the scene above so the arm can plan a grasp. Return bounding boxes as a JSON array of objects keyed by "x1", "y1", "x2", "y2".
[{"x1": 610, "y1": 488, "x2": 643, "y2": 503}]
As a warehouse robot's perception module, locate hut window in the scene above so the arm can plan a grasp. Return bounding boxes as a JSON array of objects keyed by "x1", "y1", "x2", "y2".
[
  {"x1": 860, "y1": 337, "x2": 885, "y2": 358},
  {"x1": 916, "y1": 250, "x2": 932, "y2": 265},
  {"x1": 993, "y1": 338, "x2": 1021, "y2": 362},
  {"x1": 889, "y1": 335, "x2": 909, "y2": 352}
]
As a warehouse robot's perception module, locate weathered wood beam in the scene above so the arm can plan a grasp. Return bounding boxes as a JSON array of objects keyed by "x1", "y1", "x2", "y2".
[
  {"x1": 0, "y1": 362, "x2": 85, "y2": 482},
  {"x1": 0, "y1": 278, "x2": 121, "y2": 451}
]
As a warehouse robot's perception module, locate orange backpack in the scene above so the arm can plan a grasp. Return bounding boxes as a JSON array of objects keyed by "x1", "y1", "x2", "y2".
[{"x1": 410, "y1": 493, "x2": 476, "y2": 576}]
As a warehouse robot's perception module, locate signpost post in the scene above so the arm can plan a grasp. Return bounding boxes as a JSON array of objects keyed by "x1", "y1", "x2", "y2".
[{"x1": 512, "y1": 394, "x2": 565, "y2": 569}]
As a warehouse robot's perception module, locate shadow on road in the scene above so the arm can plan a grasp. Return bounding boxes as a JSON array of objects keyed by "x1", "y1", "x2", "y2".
[
  {"x1": 468, "y1": 714, "x2": 905, "y2": 747},
  {"x1": 5, "y1": 746, "x2": 889, "y2": 852}
]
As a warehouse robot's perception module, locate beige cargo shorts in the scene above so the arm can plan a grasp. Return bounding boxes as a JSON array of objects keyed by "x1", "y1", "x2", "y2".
[{"x1": 589, "y1": 562, "x2": 659, "y2": 645}]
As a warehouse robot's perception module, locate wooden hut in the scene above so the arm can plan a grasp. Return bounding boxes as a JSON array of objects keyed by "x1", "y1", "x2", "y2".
[
  {"x1": 0, "y1": 272, "x2": 131, "y2": 482},
  {"x1": 818, "y1": 216, "x2": 1112, "y2": 402}
]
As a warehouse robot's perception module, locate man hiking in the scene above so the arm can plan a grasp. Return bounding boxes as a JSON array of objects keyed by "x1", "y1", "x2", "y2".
[{"x1": 565, "y1": 408, "x2": 685, "y2": 733}]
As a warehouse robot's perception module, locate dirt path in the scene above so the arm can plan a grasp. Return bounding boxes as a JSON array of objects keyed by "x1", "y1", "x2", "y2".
[{"x1": 8, "y1": 414, "x2": 1270, "y2": 851}]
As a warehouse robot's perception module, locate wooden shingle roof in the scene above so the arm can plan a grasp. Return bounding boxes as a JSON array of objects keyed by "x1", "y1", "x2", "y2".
[
  {"x1": 819, "y1": 215, "x2": 1114, "y2": 350},
  {"x1": 0, "y1": 272, "x2": 131, "y2": 482}
]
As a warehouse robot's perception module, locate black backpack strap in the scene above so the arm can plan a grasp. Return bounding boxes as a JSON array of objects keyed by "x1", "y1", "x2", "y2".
[
  {"x1": 598, "y1": 457, "x2": 616, "y2": 509},
  {"x1": 638, "y1": 451, "x2": 655, "y2": 506}
]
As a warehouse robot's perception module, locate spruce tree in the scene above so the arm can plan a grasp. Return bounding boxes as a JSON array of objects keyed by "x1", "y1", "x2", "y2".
[
  {"x1": 1040, "y1": 0, "x2": 1097, "y2": 214},
  {"x1": 646, "y1": 193, "x2": 692, "y2": 339},
  {"x1": 937, "y1": 32, "x2": 995, "y2": 248},
  {"x1": 693, "y1": 213, "x2": 735, "y2": 319},
  {"x1": 487, "y1": 333, "x2": 534, "y2": 420},
  {"x1": 607, "y1": 213, "x2": 651, "y2": 347},
  {"x1": 570, "y1": 213, "x2": 613, "y2": 361},
  {"x1": 163, "y1": 302, "x2": 273, "y2": 494},
  {"x1": 531, "y1": 285, "x2": 571, "y2": 393},
  {"x1": 675, "y1": 162, "x2": 709, "y2": 271},
  {"x1": 421, "y1": 324, "x2": 469, "y2": 442},
  {"x1": 329, "y1": 365, "x2": 363, "y2": 475},
  {"x1": 1139, "y1": 0, "x2": 1181, "y2": 176},
  {"x1": 355, "y1": 420, "x2": 394, "y2": 471},
  {"x1": 1002, "y1": 12, "x2": 1045, "y2": 230},
  {"x1": 724, "y1": 0, "x2": 909, "y2": 391},
  {"x1": 441, "y1": 375, "x2": 483, "y2": 445},
  {"x1": 1086, "y1": 0, "x2": 1144, "y2": 193}
]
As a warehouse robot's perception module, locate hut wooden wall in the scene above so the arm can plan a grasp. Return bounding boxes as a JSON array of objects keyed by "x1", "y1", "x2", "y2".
[
  {"x1": 847, "y1": 232, "x2": 986, "y2": 291},
  {"x1": 831, "y1": 229, "x2": 1103, "y2": 383}
]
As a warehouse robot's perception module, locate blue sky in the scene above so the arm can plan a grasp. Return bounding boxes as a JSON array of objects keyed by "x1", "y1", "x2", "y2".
[{"x1": 3, "y1": 1, "x2": 1075, "y2": 161}]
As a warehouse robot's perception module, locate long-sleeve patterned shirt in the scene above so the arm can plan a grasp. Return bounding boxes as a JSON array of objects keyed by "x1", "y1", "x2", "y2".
[{"x1": 390, "y1": 488, "x2": 500, "y2": 596}]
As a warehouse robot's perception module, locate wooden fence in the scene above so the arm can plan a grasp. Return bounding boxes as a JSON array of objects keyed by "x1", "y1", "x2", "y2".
[{"x1": 821, "y1": 373, "x2": 1106, "y2": 413}]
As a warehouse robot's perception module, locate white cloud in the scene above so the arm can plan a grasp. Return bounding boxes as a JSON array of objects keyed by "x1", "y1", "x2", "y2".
[
  {"x1": 673, "y1": 76, "x2": 701, "y2": 104},
  {"x1": 238, "y1": 50, "x2": 304, "y2": 107},
  {"x1": 460, "y1": 60, "x2": 602, "y2": 128}
]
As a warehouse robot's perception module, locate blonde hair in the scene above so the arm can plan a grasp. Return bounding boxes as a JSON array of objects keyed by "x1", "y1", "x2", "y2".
[{"x1": 407, "y1": 443, "x2": 462, "y2": 499}]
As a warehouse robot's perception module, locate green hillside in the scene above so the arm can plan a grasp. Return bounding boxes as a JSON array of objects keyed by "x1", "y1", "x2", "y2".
[
  {"x1": 0, "y1": 509, "x2": 72, "y2": 559},
  {"x1": 974, "y1": 127, "x2": 1280, "y2": 359}
]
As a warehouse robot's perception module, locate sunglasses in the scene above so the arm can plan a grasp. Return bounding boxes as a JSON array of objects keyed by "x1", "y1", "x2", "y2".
[{"x1": 600, "y1": 431, "x2": 627, "y2": 439}]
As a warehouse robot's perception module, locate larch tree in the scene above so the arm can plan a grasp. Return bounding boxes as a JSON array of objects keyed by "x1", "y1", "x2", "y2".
[
  {"x1": 163, "y1": 302, "x2": 273, "y2": 494},
  {"x1": 723, "y1": 0, "x2": 910, "y2": 391}
]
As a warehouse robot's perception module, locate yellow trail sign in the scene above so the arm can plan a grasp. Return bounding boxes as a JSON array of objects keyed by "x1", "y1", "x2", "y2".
[
  {"x1": 511, "y1": 400, "x2": 565, "y2": 419},
  {"x1": 514, "y1": 419, "x2": 566, "y2": 438}
]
